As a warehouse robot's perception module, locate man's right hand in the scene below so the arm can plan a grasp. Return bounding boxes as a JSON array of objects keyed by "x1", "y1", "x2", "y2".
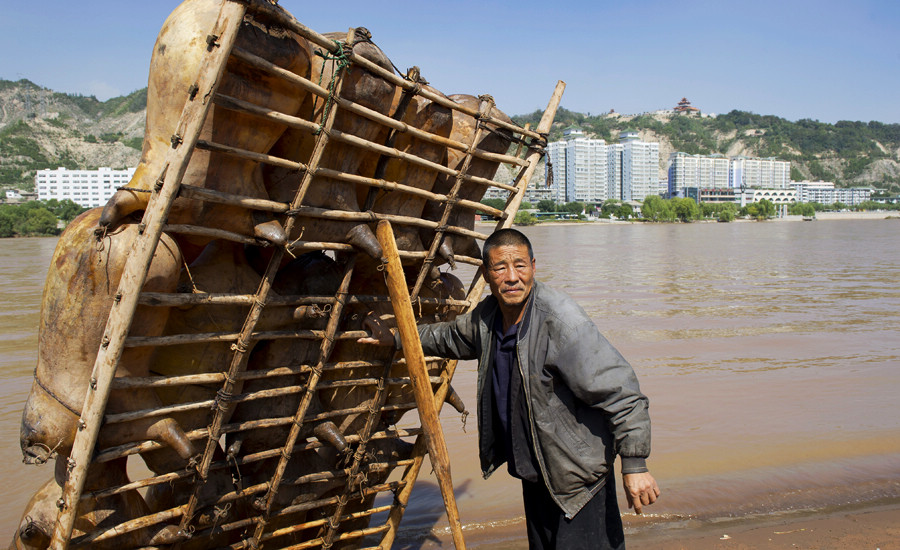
[{"x1": 357, "y1": 311, "x2": 396, "y2": 346}]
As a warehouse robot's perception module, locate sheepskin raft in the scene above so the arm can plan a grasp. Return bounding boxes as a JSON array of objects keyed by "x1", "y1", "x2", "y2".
[{"x1": 14, "y1": 1, "x2": 563, "y2": 548}]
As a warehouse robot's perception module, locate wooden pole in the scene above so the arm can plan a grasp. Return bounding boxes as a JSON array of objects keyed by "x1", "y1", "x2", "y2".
[{"x1": 375, "y1": 220, "x2": 467, "y2": 550}]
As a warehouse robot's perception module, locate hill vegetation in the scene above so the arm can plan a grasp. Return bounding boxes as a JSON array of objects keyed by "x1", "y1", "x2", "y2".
[{"x1": 0, "y1": 79, "x2": 145, "y2": 188}]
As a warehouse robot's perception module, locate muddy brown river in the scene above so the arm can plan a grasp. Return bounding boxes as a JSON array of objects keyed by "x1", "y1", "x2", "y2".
[{"x1": 2, "y1": 219, "x2": 899, "y2": 546}]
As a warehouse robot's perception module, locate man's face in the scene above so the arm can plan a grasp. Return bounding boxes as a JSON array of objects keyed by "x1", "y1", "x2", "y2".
[{"x1": 485, "y1": 243, "x2": 536, "y2": 312}]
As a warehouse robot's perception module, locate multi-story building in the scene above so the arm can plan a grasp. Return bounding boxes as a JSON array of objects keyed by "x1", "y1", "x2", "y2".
[
  {"x1": 617, "y1": 132, "x2": 659, "y2": 202},
  {"x1": 546, "y1": 129, "x2": 659, "y2": 204},
  {"x1": 546, "y1": 128, "x2": 609, "y2": 203},
  {"x1": 791, "y1": 181, "x2": 873, "y2": 205},
  {"x1": 667, "y1": 152, "x2": 730, "y2": 196},
  {"x1": 35, "y1": 167, "x2": 135, "y2": 208},
  {"x1": 729, "y1": 156, "x2": 791, "y2": 189},
  {"x1": 545, "y1": 137, "x2": 568, "y2": 203}
]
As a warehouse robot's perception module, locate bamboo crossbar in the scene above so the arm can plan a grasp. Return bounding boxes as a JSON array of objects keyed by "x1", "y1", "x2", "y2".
[
  {"x1": 104, "y1": 372, "x2": 434, "y2": 425},
  {"x1": 196, "y1": 132, "x2": 518, "y2": 197},
  {"x1": 122, "y1": 329, "x2": 367, "y2": 348},
  {"x1": 179, "y1": 182, "x2": 289, "y2": 213},
  {"x1": 280, "y1": 524, "x2": 390, "y2": 550},
  {"x1": 137, "y1": 290, "x2": 471, "y2": 309},
  {"x1": 284, "y1": 239, "x2": 482, "y2": 265},
  {"x1": 290, "y1": 206, "x2": 488, "y2": 240},
  {"x1": 91, "y1": 420, "x2": 421, "y2": 466},
  {"x1": 70, "y1": 504, "x2": 185, "y2": 546},
  {"x1": 110, "y1": 357, "x2": 448, "y2": 390},
  {"x1": 163, "y1": 223, "x2": 269, "y2": 246},
  {"x1": 288, "y1": 459, "x2": 416, "y2": 486},
  {"x1": 276, "y1": 480, "x2": 405, "y2": 518},
  {"x1": 254, "y1": 505, "x2": 391, "y2": 547},
  {"x1": 196, "y1": 138, "x2": 307, "y2": 171}
]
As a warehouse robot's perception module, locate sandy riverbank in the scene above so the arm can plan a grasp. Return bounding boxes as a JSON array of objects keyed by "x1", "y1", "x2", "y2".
[
  {"x1": 461, "y1": 499, "x2": 900, "y2": 550},
  {"x1": 626, "y1": 499, "x2": 900, "y2": 550}
]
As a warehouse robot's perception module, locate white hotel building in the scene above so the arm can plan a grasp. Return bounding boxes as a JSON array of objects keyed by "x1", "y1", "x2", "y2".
[
  {"x1": 791, "y1": 180, "x2": 872, "y2": 205},
  {"x1": 668, "y1": 153, "x2": 791, "y2": 196},
  {"x1": 729, "y1": 156, "x2": 791, "y2": 189},
  {"x1": 35, "y1": 167, "x2": 136, "y2": 209},
  {"x1": 667, "y1": 152, "x2": 730, "y2": 195},
  {"x1": 546, "y1": 129, "x2": 658, "y2": 204}
]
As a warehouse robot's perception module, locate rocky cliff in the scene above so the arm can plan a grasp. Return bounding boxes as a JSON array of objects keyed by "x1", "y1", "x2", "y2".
[{"x1": 0, "y1": 79, "x2": 145, "y2": 187}]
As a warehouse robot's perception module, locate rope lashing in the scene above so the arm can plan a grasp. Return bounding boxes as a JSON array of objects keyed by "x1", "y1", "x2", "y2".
[{"x1": 313, "y1": 40, "x2": 352, "y2": 135}]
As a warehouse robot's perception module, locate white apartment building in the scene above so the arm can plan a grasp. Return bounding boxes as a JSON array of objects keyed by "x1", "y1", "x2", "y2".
[
  {"x1": 546, "y1": 129, "x2": 658, "y2": 204},
  {"x1": 36, "y1": 167, "x2": 136, "y2": 208},
  {"x1": 729, "y1": 156, "x2": 791, "y2": 189},
  {"x1": 618, "y1": 132, "x2": 659, "y2": 202},
  {"x1": 667, "y1": 152, "x2": 730, "y2": 196},
  {"x1": 546, "y1": 128, "x2": 609, "y2": 203},
  {"x1": 566, "y1": 134, "x2": 609, "y2": 203},
  {"x1": 545, "y1": 138, "x2": 568, "y2": 203},
  {"x1": 791, "y1": 180, "x2": 872, "y2": 205}
]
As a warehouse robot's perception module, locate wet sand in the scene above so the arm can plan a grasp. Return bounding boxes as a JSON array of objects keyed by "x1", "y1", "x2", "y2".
[{"x1": 627, "y1": 500, "x2": 900, "y2": 550}]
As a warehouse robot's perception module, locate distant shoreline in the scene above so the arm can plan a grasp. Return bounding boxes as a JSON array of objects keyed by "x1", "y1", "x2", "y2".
[{"x1": 478, "y1": 210, "x2": 898, "y2": 227}]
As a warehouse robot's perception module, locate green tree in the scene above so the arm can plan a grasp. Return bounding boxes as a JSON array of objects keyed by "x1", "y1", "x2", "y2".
[
  {"x1": 536, "y1": 199, "x2": 557, "y2": 212},
  {"x1": 747, "y1": 199, "x2": 776, "y2": 220},
  {"x1": 789, "y1": 202, "x2": 816, "y2": 217},
  {"x1": 717, "y1": 208, "x2": 735, "y2": 222},
  {"x1": 615, "y1": 203, "x2": 634, "y2": 220},
  {"x1": 17, "y1": 207, "x2": 59, "y2": 235},
  {"x1": 562, "y1": 202, "x2": 584, "y2": 215},
  {"x1": 599, "y1": 199, "x2": 620, "y2": 219},
  {"x1": 513, "y1": 211, "x2": 538, "y2": 226},
  {"x1": 0, "y1": 208, "x2": 15, "y2": 237},
  {"x1": 672, "y1": 198, "x2": 700, "y2": 222},
  {"x1": 642, "y1": 195, "x2": 676, "y2": 221}
]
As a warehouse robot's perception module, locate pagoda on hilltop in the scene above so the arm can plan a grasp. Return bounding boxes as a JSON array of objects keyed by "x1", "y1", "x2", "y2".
[{"x1": 674, "y1": 97, "x2": 700, "y2": 114}]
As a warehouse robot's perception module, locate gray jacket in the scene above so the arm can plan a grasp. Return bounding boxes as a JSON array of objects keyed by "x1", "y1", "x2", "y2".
[{"x1": 417, "y1": 280, "x2": 651, "y2": 518}]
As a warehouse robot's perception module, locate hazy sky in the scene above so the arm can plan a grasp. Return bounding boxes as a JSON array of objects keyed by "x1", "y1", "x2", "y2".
[{"x1": 1, "y1": 0, "x2": 898, "y2": 123}]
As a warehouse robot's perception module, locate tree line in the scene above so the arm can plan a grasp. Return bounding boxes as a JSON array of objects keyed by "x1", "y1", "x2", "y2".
[
  {"x1": 0, "y1": 199, "x2": 87, "y2": 238},
  {"x1": 480, "y1": 196, "x2": 899, "y2": 226}
]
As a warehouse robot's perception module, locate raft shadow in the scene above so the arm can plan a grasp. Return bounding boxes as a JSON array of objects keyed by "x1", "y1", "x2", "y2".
[{"x1": 371, "y1": 479, "x2": 472, "y2": 549}]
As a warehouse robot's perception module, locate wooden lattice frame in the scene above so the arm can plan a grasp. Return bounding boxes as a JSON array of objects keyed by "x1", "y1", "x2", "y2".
[{"x1": 48, "y1": 1, "x2": 564, "y2": 548}]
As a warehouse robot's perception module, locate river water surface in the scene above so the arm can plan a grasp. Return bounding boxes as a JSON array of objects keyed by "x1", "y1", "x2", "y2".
[{"x1": 2, "y1": 220, "x2": 899, "y2": 546}]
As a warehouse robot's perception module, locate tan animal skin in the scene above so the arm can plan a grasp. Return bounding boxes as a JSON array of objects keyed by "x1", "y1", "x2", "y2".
[
  {"x1": 420, "y1": 94, "x2": 514, "y2": 264},
  {"x1": 19, "y1": 208, "x2": 192, "y2": 466},
  {"x1": 100, "y1": 0, "x2": 311, "y2": 262},
  {"x1": 263, "y1": 29, "x2": 395, "y2": 262}
]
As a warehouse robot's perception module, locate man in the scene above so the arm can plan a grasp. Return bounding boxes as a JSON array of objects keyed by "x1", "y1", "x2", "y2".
[{"x1": 360, "y1": 228, "x2": 659, "y2": 549}]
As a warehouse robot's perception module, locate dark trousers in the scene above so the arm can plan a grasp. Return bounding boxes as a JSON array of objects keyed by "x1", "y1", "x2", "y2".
[{"x1": 522, "y1": 476, "x2": 625, "y2": 550}]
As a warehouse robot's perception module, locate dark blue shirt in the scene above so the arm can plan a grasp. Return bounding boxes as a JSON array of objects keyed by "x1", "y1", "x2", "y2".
[{"x1": 490, "y1": 306, "x2": 540, "y2": 482}]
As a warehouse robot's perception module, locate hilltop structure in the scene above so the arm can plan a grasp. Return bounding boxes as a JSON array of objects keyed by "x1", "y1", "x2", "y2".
[{"x1": 674, "y1": 97, "x2": 700, "y2": 114}]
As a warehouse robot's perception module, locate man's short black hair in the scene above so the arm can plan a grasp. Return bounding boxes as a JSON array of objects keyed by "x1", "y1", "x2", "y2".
[{"x1": 482, "y1": 228, "x2": 534, "y2": 266}]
